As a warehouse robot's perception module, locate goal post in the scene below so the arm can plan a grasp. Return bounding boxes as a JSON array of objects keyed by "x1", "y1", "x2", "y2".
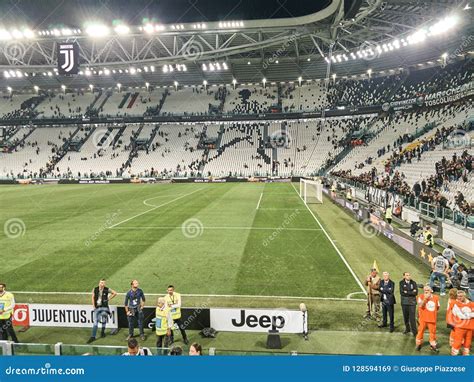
[{"x1": 299, "y1": 178, "x2": 323, "y2": 204}]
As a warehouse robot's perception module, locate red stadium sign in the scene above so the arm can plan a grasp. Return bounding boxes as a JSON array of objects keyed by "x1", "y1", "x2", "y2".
[{"x1": 12, "y1": 304, "x2": 29, "y2": 327}]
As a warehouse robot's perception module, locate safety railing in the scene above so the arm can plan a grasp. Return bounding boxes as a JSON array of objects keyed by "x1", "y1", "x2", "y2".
[
  {"x1": 0, "y1": 341, "x2": 308, "y2": 356},
  {"x1": 330, "y1": 176, "x2": 473, "y2": 229}
]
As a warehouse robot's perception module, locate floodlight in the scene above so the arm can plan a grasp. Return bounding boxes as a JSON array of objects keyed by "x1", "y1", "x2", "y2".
[
  {"x1": 143, "y1": 24, "x2": 154, "y2": 34},
  {"x1": 115, "y1": 24, "x2": 130, "y2": 35},
  {"x1": 85, "y1": 24, "x2": 110, "y2": 37}
]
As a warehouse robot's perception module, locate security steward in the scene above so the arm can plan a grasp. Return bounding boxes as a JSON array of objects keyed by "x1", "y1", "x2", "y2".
[
  {"x1": 155, "y1": 297, "x2": 173, "y2": 349},
  {"x1": 165, "y1": 285, "x2": 189, "y2": 345},
  {"x1": 423, "y1": 226, "x2": 434, "y2": 248},
  {"x1": 399, "y1": 272, "x2": 418, "y2": 336},
  {"x1": 0, "y1": 283, "x2": 18, "y2": 343},
  {"x1": 385, "y1": 206, "x2": 392, "y2": 225},
  {"x1": 346, "y1": 188, "x2": 352, "y2": 202}
]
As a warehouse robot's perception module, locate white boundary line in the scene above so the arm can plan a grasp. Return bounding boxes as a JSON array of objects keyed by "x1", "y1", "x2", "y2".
[
  {"x1": 108, "y1": 188, "x2": 203, "y2": 229},
  {"x1": 291, "y1": 183, "x2": 367, "y2": 295},
  {"x1": 11, "y1": 291, "x2": 365, "y2": 302},
  {"x1": 110, "y1": 226, "x2": 322, "y2": 231},
  {"x1": 259, "y1": 208, "x2": 304, "y2": 211},
  {"x1": 256, "y1": 192, "x2": 263, "y2": 210}
]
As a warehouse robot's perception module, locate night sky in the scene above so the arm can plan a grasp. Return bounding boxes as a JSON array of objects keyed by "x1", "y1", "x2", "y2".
[{"x1": 0, "y1": 0, "x2": 334, "y2": 28}]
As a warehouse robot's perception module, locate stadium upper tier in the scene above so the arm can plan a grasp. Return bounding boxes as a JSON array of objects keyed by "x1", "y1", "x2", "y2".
[{"x1": 0, "y1": 60, "x2": 471, "y2": 120}]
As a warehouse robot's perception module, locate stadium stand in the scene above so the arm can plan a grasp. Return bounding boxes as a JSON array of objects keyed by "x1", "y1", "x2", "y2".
[
  {"x1": 223, "y1": 85, "x2": 278, "y2": 114},
  {"x1": 160, "y1": 87, "x2": 223, "y2": 116}
]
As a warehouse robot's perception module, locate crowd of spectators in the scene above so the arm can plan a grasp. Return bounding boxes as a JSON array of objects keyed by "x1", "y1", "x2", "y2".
[{"x1": 332, "y1": 147, "x2": 473, "y2": 216}]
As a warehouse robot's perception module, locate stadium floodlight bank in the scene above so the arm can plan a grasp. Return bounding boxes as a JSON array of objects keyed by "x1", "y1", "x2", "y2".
[{"x1": 299, "y1": 178, "x2": 323, "y2": 204}]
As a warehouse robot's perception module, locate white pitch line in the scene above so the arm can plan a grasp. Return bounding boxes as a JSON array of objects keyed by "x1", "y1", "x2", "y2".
[
  {"x1": 11, "y1": 291, "x2": 365, "y2": 302},
  {"x1": 291, "y1": 183, "x2": 367, "y2": 295},
  {"x1": 259, "y1": 208, "x2": 304, "y2": 211},
  {"x1": 108, "y1": 188, "x2": 203, "y2": 229},
  {"x1": 110, "y1": 226, "x2": 322, "y2": 231},
  {"x1": 256, "y1": 192, "x2": 263, "y2": 210},
  {"x1": 346, "y1": 291, "x2": 366, "y2": 299},
  {"x1": 142, "y1": 193, "x2": 188, "y2": 207}
]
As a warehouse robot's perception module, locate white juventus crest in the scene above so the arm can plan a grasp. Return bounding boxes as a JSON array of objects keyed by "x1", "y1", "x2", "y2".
[{"x1": 57, "y1": 42, "x2": 78, "y2": 74}]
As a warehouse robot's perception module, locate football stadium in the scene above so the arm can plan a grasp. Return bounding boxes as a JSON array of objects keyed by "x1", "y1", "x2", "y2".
[{"x1": 0, "y1": 0, "x2": 473, "y2": 366}]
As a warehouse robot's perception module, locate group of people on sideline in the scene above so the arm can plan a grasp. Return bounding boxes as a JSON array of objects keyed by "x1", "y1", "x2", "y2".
[
  {"x1": 365, "y1": 261, "x2": 473, "y2": 355},
  {"x1": 87, "y1": 279, "x2": 191, "y2": 354}
]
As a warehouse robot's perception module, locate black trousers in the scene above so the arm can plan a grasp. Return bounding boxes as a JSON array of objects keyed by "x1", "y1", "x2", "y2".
[
  {"x1": 156, "y1": 334, "x2": 170, "y2": 349},
  {"x1": 381, "y1": 303, "x2": 394, "y2": 329},
  {"x1": 0, "y1": 317, "x2": 19, "y2": 343},
  {"x1": 401, "y1": 304, "x2": 417, "y2": 335},
  {"x1": 170, "y1": 317, "x2": 187, "y2": 342}
]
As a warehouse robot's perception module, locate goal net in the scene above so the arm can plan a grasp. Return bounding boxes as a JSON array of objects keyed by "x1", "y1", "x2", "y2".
[{"x1": 299, "y1": 178, "x2": 323, "y2": 204}]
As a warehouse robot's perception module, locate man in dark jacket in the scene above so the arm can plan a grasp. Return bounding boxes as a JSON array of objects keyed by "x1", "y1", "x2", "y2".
[
  {"x1": 399, "y1": 272, "x2": 418, "y2": 336},
  {"x1": 378, "y1": 271, "x2": 396, "y2": 332}
]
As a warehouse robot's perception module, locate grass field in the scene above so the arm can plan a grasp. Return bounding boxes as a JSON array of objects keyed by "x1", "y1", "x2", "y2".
[{"x1": 2, "y1": 181, "x2": 452, "y2": 355}]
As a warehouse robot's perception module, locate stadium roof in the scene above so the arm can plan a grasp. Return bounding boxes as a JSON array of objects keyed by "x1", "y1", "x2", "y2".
[{"x1": 0, "y1": 0, "x2": 472, "y2": 90}]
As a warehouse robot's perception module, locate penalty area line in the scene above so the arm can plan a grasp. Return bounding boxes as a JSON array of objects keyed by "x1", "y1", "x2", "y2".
[
  {"x1": 256, "y1": 192, "x2": 263, "y2": 210},
  {"x1": 291, "y1": 183, "x2": 367, "y2": 295},
  {"x1": 108, "y1": 188, "x2": 203, "y2": 229},
  {"x1": 110, "y1": 226, "x2": 322, "y2": 231}
]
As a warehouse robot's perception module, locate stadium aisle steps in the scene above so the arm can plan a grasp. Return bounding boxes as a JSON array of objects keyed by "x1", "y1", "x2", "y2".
[
  {"x1": 118, "y1": 92, "x2": 131, "y2": 109},
  {"x1": 11, "y1": 127, "x2": 36, "y2": 151},
  {"x1": 88, "y1": 91, "x2": 103, "y2": 110},
  {"x1": 97, "y1": 93, "x2": 111, "y2": 111},
  {"x1": 127, "y1": 92, "x2": 139, "y2": 109},
  {"x1": 112, "y1": 126, "x2": 126, "y2": 148}
]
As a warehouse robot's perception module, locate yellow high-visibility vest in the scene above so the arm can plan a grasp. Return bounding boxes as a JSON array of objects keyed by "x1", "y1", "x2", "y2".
[
  {"x1": 0, "y1": 292, "x2": 14, "y2": 320},
  {"x1": 165, "y1": 293, "x2": 182, "y2": 320},
  {"x1": 385, "y1": 208, "x2": 392, "y2": 220},
  {"x1": 423, "y1": 230, "x2": 434, "y2": 247},
  {"x1": 155, "y1": 306, "x2": 171, "y2": 336}
]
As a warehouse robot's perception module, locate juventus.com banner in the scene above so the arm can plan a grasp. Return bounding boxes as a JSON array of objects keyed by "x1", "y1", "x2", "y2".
[{"x1": 13, "y1": 304, "x2": 118, "y2": 329}]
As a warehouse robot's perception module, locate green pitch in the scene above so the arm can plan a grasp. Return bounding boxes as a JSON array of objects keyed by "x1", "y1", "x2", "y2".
[
  {"x1": 1, "y1": 182, "x2": 364, "y2": 297},
  {"x1": 2, "y1": 182, "x2": 445, "y2": 355}
]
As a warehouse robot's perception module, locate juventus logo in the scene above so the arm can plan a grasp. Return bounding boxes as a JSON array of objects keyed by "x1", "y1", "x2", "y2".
[{"x1": 57, "y1": 42, "x2": 79, "y2": 75}]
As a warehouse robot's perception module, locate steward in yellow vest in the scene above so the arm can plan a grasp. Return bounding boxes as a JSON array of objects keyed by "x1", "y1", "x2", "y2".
[
  {"x1": 155, "y1": 297, "x2": 172, "y2": 349},
  {"x1": 165, "y1": 285, "x2": 189, "y2": 345},
  {"x1": 385, "y1": 207, "x2": 392, "y2": 224},
  {"x1": 0, "y1": 283, "x2": 19, "y2": 342},
  {"x1": 423, "y1": 227, "x2": 434, "y2": 248}
]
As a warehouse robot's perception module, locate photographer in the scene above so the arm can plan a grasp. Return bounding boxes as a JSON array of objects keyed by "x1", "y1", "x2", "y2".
[
  {"x1": 87, "y1": 279, "x2": 117, "y2": 344},
  {"x1": 125, "y1": 280, "x2": 146, "y2": 341}
]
